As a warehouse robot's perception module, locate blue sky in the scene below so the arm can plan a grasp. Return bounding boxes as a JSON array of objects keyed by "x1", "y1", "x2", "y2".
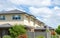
[{"x1": 0, "y1": 0, "x2": 60, "y2": 28}]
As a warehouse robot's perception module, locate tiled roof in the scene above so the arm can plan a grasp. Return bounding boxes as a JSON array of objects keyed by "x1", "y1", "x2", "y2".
[
  {"x1": 0, "y1": 9, "x2": 25, "y2": 14},
  {"x1": 44, "y1": 25, "x2": 54, "y2": 30},
  {"x1": 24, "y1": 25, "x2": 34, "y2": 29},
  {"x1": 0, "y1": 9, "x2": 36, "y2": 18}
]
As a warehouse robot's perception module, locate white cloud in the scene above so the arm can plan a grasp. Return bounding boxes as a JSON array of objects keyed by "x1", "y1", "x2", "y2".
[
  {"x1": 29, "y1": 6, "x2": 60, "y2": 28},
  {"x1": 57, "y1": 14, "x2": 60, "y2": 16},
  {"x1": 0, "y1": 4, "x2": 3, "y2": 7},
  {"x1": 52, "y1": 0, "x2": 60, "y2": 6},
  {"x1": 9, "y1": 0, "x2": 52, "y2": 7},
  {"x1": 0, "y1": 0, "x2": 25, "y2": 12},
  {"x1": 29, "y1": 7, "x2": 52, "y2": 18},
  {"x1": 54, "y1": 6, "x2": 60, "y2": 10},
  {"x1": 53, "y1": 6, "x2": 60, "y2": 16},
  {"x1": 0, "y1": 7, "x2": 25, "y2": 12}
]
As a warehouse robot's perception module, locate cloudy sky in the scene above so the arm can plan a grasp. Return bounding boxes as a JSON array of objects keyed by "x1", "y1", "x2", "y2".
[{"x1": 0, "y1": 0, "x2": 60, "y2": 28}]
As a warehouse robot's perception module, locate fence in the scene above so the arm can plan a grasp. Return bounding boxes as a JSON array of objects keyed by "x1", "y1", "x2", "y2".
[{"x1": 27, "y1": 31, "x2": 51, "y2": 38}]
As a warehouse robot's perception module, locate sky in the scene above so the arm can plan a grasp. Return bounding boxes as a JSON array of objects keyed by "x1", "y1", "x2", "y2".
[{"x1": 0, "y1": 0, "x2": 60, "y2": 28}]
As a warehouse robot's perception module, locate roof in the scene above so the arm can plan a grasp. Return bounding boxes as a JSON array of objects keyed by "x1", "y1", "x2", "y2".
[
  {"x1": 34, "y1": 25, "x2": 54, "y2": 30},
  {"x1": 35, "y1": 25, "x2": 47, "y2": 30},
  {"x1": 0, "y1": 9, "x2": 36, "y2": 18},
  {"x1": 24, "y1": 25, "x2": 34, "y2": 29},
  {"x1": 0, "y1": 23, "x2": 12, "y2": 28},
  {"x1": 44, "y1": 25, "x2": 54, "y2": 30},
  {"x1": 0, "y1": 9, "x2": 25, "y2": 14}
]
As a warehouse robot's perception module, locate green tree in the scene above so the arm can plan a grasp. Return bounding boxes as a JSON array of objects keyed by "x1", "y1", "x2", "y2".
[
  {"x1": 55, "y1": 25, "x2": 60, "y2": 38},
  {"x1": 55, "y1": 25, "x2": 60, "y2": 35},
  {"x1": 9, "y1": 24, "x2": 26, "y2": 38}
]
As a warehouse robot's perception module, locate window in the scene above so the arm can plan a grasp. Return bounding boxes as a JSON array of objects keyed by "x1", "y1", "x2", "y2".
[
  {"x1": 0, "y1": 15, "x2": 5, "y2": 20},
  {"x1": 12, "y1": 15, "x2": 21, "y2": 20}
]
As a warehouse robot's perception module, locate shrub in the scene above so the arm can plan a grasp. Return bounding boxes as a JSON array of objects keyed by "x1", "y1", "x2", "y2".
[
  {"x1": 51, "y1": 31, "x2": 56, "y2": 35},
  {"x1": 3, "y1": 35, "x2": 11, "y2": 38},
  {"x1": 9, "y1": 24, "x2": 26, "y2": 38},
  {"x1": 18, "y1": 34, "x2": 27, "y2": 38}
]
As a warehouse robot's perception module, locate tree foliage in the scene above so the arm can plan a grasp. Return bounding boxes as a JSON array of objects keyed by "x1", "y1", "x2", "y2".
[
  {"x1": 9, "y1": 24, "x2": 26, "y2": 38},
  {"x1": 55, "y1": 25, "x2": 60, "y2": 35}
]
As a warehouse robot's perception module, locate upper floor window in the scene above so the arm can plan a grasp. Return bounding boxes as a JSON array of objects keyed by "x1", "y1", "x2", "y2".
[
  {"x1": 0, "y1": 15, "x2": 5, "y2": 20},
  {"x1": 12, "y1": 15, "x2": 21, "y2": 20}
]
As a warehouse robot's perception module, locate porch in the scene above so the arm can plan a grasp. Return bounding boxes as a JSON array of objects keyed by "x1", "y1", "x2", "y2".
[{"x1": 0, "y1": 23, "x2": 12, "y2": 38}]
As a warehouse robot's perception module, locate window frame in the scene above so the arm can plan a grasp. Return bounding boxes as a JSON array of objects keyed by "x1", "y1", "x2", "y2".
[
  {"x1": 12, "y1": 15, "x2": 21, "y2": 20},
  {"x1": 0, "y1": 15, "x2": 5, "y2": 20}
]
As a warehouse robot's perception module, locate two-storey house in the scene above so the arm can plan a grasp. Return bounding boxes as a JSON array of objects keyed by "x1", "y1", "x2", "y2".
[{"x1": 0, "y1": 9, "x2": 54, "y2": 38}]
